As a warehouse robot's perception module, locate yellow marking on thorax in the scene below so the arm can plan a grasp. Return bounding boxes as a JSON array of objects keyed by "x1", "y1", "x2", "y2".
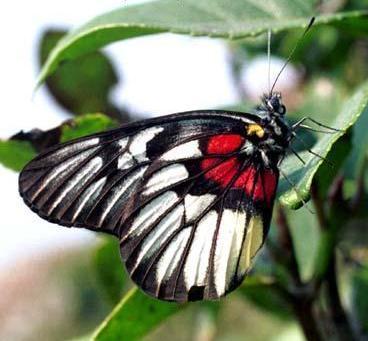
[{"x1": 247, "y1": 124, "x2": 265, "y2": 138}]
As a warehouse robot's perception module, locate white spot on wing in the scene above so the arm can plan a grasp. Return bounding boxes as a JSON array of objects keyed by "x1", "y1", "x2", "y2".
[
  {"x1": 98, "y1": 166, "x2": 148, "y2": 226},
  {"x1": 242, "y1": 140, "x2": 254, "y2": 155},
  {"x1": 184, "y1": 194, "x2": 216, "y2": 223},
  {"x1": 156, "y1": 227, "x2": 191, "y2": 289},
  {"x1": 117, "y1": 137, "x2": 129, "y2": 149},
  {"x1": 131, "y1": 204, "x2": 184, "y2": 274},
  {"x1": 143, "y1": 164, "x2": 188, "y2": 196},
  {"x1": 260, "y1": 150, "x2": 270, "y2": 166},
  {"x1": 48, "y1": 156, "x2": 104, "y2": 215},
  {"x1": 213, "y1": 209, "x2": 246, "y2": 296},
  {"x1": 31, "y1": 146, "x2": 99, "y2": 201},
  {"x1": 127, "y1": 191, "x2": 179, "y2": 238},
  {"x1": 160, "y1": 140, "x2": 202, "y2": 161},
  {"x1": 117, "y1": 152, "x2": 135, "y2": 170},
  {"x1": 72, "y1": 176, "x2": 107, "y2": 222},
  {"x1": 184, "y1": 211, "x2": 217, "y2": 289},
  {"x1": 129, "y1": 126, "x2": 164, "y2": 162},
  {"x1": 41, "y1": 138, "x2": 100, "y2": 164}
]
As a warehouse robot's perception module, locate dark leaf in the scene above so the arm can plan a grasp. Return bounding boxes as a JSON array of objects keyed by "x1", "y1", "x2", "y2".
[
  {"x1": 39, "y1": 29, "x2": 130, "y2": 122},
  {"x1": 352, "y1": 265, "x2": 368, "y2": 334},
  {"x1": 238, "y1": 276, "x2": 292, "y2": 320}
]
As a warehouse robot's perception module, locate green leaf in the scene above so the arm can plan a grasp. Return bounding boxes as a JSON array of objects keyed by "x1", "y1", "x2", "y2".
[
  {"x1": 238, "y1": 276, "x2": 292, "y2": 320},
  {"x1": 93, "y1": 288, "x2": 183, "y2": 340},
  {"x1": 287, "y1": 208, "x2": 320, "y2": 281},
  {"x1": 1, "y1": 113, "x2": 116, "y2": 173},
  {"x1": 37, "y1": 0, "x2": 368, "y2": 85},
  {"x1": 352, "y1": 265, "x2": 368, "y2": 333},
  {"x1": 279, "y1": 80, "x2": 368, "y2": 208},
  {"x1": 61, "y1": 113, "x2": 117, "y2": 142},
  {"x1": 39, "y1": 30, "x2": 127, "y2": 121},
  {"x1": 314, "y1": 133, "x2": 352, "y2": 196},
  {"x1": 344, "y1": 105, "x2": 368, "y2": 179},
  {"x1": 93, "y1": 237, "x2": 125, "y2": 305},
  {"x1": 0, "y1": 140, "x2": 36, "y2": 171}
]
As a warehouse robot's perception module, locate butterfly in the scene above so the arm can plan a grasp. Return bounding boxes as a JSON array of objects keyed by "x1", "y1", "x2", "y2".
[
  {"x1": 18, "y1": 94, "x2": 294, "y2": 301},
  {"x1": 18, "y1": 18, "x2": 323, "y2": 302}
]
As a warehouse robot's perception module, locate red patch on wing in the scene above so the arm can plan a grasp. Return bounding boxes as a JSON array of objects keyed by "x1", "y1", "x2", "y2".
[
  {"x1": 201, "y1": 134, "x2": 277, "y2": 205},
  {"x1": 201, "y1": 134, "x2": 244, "y2": 188},
  {"x1": 201, "y1": 157, "x2": 239, "y2": 187},
  {"x1": 233, "y1": 167, "x2": 278, "y2": 205},
  {"x1": 201, "y1": 135, "x2": 278, "y2": 205},
  {"x1": 261, "y1": 169, "x2": 278, "y2": 204},
  {"x1": 206, "y1": 134, "x2": 244, "y2": 154}
]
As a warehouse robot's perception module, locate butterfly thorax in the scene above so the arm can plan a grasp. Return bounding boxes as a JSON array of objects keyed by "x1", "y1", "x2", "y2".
[{"x1": 243, "y1": 92, "x2": 291, "y2": 167}]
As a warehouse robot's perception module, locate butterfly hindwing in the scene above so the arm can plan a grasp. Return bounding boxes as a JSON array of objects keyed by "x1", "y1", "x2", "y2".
[
  {"x1": 118, "y1": 132, "x2": 279, "y2": 301},
  {"x1": 18, "y1": 110, "x2": 278, "y2": 301}
]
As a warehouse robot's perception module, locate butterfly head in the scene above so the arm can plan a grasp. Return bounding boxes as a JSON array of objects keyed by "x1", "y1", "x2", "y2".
[{"x1": 262, "y1": 92, "x2": 286, "y2": 116}]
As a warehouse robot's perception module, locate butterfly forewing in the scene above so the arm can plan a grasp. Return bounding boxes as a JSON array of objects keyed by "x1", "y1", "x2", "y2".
[{"x1": 18, "y1": 110, "x2": 279, "y2": 301}]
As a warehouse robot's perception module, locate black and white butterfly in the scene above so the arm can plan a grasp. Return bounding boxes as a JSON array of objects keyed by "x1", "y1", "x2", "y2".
[{"x1": 19, "y1": 18, "x2": 327, "y2": 302}]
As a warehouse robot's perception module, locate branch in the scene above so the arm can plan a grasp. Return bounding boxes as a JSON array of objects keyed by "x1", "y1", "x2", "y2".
[
  {"x1": 291, "y1": 296, "x2": 322, "y2": 341},
  {"x1": 311, "y1": 177, "x2": 357, "y2": 341},
  {"x1": 274, "y1": 205, "x2": 323, "y2": 341},
  {"x1": 350, "y1": 157, "x2": 366, "y2": 213},
  {"x1": 275, "y1": 206, "x2": 302, "y2": 286},
  {"x1": 325, "y1": 255, "x2": 356, "y2": 341}
]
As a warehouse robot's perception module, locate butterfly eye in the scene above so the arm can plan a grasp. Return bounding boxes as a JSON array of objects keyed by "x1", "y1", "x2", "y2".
[
  {"x1": 266, "y1": 100, "x2": 274, "y2": 110},
  {"x1": 270, "y1": 97, "x2": 280, "y2": 111},
  {"x1": 279, "y1": 105, "x2": 286, "y2": 115}
]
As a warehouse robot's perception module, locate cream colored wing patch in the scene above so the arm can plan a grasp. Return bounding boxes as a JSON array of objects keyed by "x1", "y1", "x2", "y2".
[{"x1": 237, "y1": 215, "x2": 264, "y2": 278}]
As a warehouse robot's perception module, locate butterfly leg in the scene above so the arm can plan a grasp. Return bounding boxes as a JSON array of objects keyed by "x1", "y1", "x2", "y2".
[
  {"x1": 292, "y1": 117, "x2": 342, "y2": 133},
  {"x1": 290, "y1": 132, "x2": 334, "y2": 168}
]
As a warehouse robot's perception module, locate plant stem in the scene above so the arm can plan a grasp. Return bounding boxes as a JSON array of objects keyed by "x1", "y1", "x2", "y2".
[
  {"x1": 291, "y1": 296, "x2": 322, "y2": 341},
  {"x1": 311, "y1": 179, "x2": 357, "y2": 341},
  {"x1": 276, "y1": 206, "x2": 302, "y2": 286},
  {"x1": 325, "y1": 254, "x2": 357, "y2": 341},
  {"x1": 276, "y1": 206, "x2": 323, "y2": 341},
  {"x1": 350, "y1": 157, "x2": 366, "y2": 213}
]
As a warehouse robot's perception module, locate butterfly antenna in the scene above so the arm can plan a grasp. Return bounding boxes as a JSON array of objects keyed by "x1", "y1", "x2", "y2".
[
  {"x1": 267, "y1": 29, "x2": 272, "y2": 94},
  {"x1": 270, "y1": 17, "x2": 315, "y2": 95}
]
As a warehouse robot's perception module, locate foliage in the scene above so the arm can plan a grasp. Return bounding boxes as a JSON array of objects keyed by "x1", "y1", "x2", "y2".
[
  {"x1": 0, "y1": 140, "x2": 36, "y2": 172},
  {"x1": 352, "y1": 265, "x2": 368, "y2": 333},
  {"x1": 39, "y1": 30, "x2": 124, "y2": 121},
  {"x1": 2, "y1": 0, "x2": 368, "y2": 340},
  {"x1": 93, "y1": 238, "x2": 126, "y2": 305},
  {"x1": 93, "y1": 289, "x2": 183, "y2": 341}
]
